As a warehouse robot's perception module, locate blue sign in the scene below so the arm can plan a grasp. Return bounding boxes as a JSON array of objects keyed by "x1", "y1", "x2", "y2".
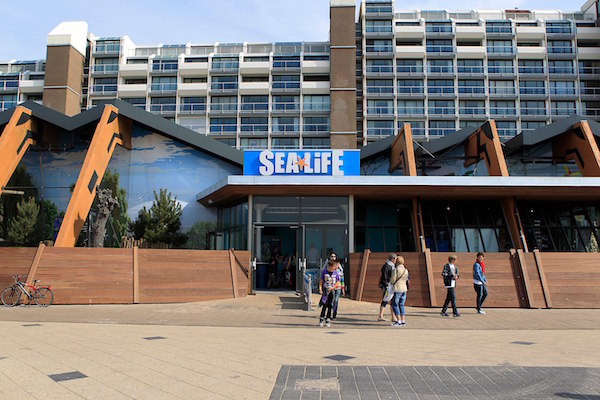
[{"x1": 243, "y1": 150, "x2": 360, "y2": 176}]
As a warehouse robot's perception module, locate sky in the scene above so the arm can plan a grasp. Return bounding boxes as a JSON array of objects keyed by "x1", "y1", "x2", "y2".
[{"x1": 0, "y1": 0, "x2": 587, "y2": 61}]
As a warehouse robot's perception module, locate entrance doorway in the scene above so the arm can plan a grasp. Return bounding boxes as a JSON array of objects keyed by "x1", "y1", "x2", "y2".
[{"x1": 252, "y1": 224, "x2": 347, "y2": 293}]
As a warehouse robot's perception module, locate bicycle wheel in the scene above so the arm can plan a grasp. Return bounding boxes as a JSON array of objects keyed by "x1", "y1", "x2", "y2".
[
  {"x1": 34, "y1": 288, "x2": 53, "y2": 307},
  {"x1": 1, "y1": 286, "x2": 20, "y2": 307}
]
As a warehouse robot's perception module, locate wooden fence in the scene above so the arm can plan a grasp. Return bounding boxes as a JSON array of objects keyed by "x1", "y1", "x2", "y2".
[
  {"x1": 349, "y1": 249, "x2": 600, "y2": 309},
  {"x1": 0, "y1": 245, "x2": 250, "y2": 305}
]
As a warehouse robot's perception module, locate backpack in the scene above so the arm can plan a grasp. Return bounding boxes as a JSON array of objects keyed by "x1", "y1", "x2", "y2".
[{"x1": 378, "y1": 264, "x2": 387, "y2": 289}]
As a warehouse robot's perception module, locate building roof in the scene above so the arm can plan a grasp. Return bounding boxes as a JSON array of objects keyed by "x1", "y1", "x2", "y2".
[
  {"x1": 0, "y1": 99, "x2": 243, "y2": 167},
  {"x1": 504, "y1": 115, "x2": 600, "y2": 155}
]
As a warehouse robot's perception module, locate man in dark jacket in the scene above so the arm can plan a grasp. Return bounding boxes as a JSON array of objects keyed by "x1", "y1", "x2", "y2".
[
  {"x1": 441, "y1": 254, "x2": 460, "y2": 317},
  {"x1": 377, "y1": 253, "x2": 397, "y2": 321}
]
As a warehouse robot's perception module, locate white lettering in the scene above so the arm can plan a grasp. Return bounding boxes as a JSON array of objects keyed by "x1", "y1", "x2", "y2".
[
  {"x1": 321, "y1": 152, "x2": 331, "y2": 174},
  {"x1": 274, "y1": 152, "x2": 285, "y2": 174},
  {"x1": 258, "y1": 151, "x2": 274, "y2": 176},
  {"x1": 286, "y1": 152, "x2": 299, "y2": 174},
  {"x1": 332, "y1": 150, "x2": 343, "y2": 176},
  {"x1": 304, "y1": 153, "x2": 313, "y2": 173},
  {"x1": 314, "y1": 152, "x2": 321, "y2": 173}
]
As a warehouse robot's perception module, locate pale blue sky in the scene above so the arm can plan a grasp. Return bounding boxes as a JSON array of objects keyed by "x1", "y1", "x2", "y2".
[{"x1": 0, "y1": 0, "x2": 585, "y2": 61}]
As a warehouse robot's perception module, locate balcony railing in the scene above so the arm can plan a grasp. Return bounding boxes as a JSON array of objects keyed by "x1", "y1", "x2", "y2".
[
  {"x1": 486, "y1": 46, "x2": 516, "y2": 55},
  {"x1": 151, "y1": 63, "x2": 178, "y2": 72},
  {"x1": 396, "y1": 86, "x2": 424, "y2": 95},
  {"x1": 546, "y1": 27, "x2": 572, "y2": 34},
  {"x1": 209, "y1": 125, "x2": 237, "y2": 133},
  {"x1": 548, "y1": 67, "x2": 575, "y2": 75},
  {"x1": 303, "y1": 103, "x2": 330, "y2": 112},
  {"x1": 91, "y1": 84, "x2": 118, "y2": 94},
  {"x1": 518, "y1": 67, "x2": 545, "y2": 74},
  {"x1": 487, "y1": 67, "x2": 515, "y2": 75},
  {"x1": 428, "y1": 128, "x2": 455, "y2": 136},
  {"x1": 150, "y1": 83, "x2": 177, "y2": 93},
  {"x1": 210, "y1": 82, "x2": 239, "y2": 91},
  {"x1": 272, "y1": 103, "x2": 300, "y2": 112},
  {"x1": 579, "y1": 67, "x2": 600, "y2": 76},
  {"x1": 457, "y1": 66, "x2": 485, "y2": 74},
  {"x1": 489, "y1": 107, "x2": 517, "y2": 115},
  {"x1": 427, "y1": 87, "x2": 455, "y2": 95},
  {"x1": 365, "y1": 26, "x2": 393, "y2": 34},
  {"x1": 520, "y1": 108, "x2": 547, "y2": 116},
  {"x1": 272, "y1": 124, "x2": 300, "y2": 133},
  {"x1": 426, "y1": 45, "x2": 454, "y2": 53},
  {"x1": 580, "y1": 87, "x2": 600, "y2": 96},
  {"x1": 149, "y1": 104, "x2": 176, "y2": 114},
  {"x1": 240, "y1": 103, "x2": 269, "y2": 112},
  {"x1": 272, "y1": 82, "x2": 300, "y2": 90},
  {"x1": 365, "y1": 45, "x2": 394, "y2": 54},
  {"x1": 179, "y1": 103, "x2": 207, "y2": 113},
  {"x1": 397, "y1": 107, "x2": 425, "y2": 116},
  {"x1": 272, "y1": 61, "x2": 301, "y2": 70},
  {"x1": 486, "y1": 27, "x2": 513, "y2": 34},
  {"x1": 303, "y1": 124, "x2": 330, "y2": 132},
  {"x1": 547, "y1": 47, "x2": 574, "y2": 54},
  {"x1": 488, "y1": 87, "x2": 516, "y2": 95},
  {"x1": 496, "y1": 128, "x2": 517, "y2": 137},
  {"x1": 458, "y1": 87, "x2": 486, "y2": 95},
  {"x1": 549, "y1": 88, "x2": 577, "y2": 96},
  {"x1": 519, "y1": 88, "x2": 547, "y2": 95},
  {"x1": 582, "y1": 108, "x2": 600, "y2": 118},
  {"x1": 0, "y1": 81, "x2": 19, "y2": 90},
  {"x1": 91, "y1": 64, "x2": 119, "y2": 74},
  {"x1": 459, "y1": 107, "x2": 486, "y2": 115},
  {"x1": 425, "y1": 26, "x2": 453, "y2": 34},
  {"x1": 367, "y1": 86, "x2": 395, "y2": 95},
  {"x1": 366, "y1": 127, "x2": 394, "y2": 137},
  {"x1": 551, "y1": 108, "x2": 577, "y2": 116},
  {"x1": 396, "y1": 66, "x2": 424, "y2": 74},
  {"x1": 366, "y1": 65, "x2": 394, "y2": 74},
  {"x1": 427, "y1": 66, "x2": 455, "y2": 74},
  {"x1": 365, "y1": 5, "x2": 393, "y2": 15},
  {"x1": 366, "y1": 107, "x2": 394, "y2": 116},
  {"x1": 428, "y1": 107, "x2": 455, "y2": 115},
  {"x1": 210, "y1": 103, "x2": 237, "y2": 112},
  {"x1": 211, "y1": 62, "x2": 239, "y2": 72},
  {"x1": 93, "y1": 44, "x2": 120, "y2": 54},
  {"x1": 240, "y1": 124, "x2": 269, "y2": 133},
  {"x1": 0, "y1": 101, "x2": 17, "y2": 110}
]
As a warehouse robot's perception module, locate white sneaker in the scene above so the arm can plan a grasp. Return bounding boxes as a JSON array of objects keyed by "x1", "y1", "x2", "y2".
[
  {"x1": 319, "y1": 319, "x2": 324, "y2": 327},
  {"x1": 391, "y1": 321, "x2": 402, "y2": 327},
  {"x1": 477, "y1": 309, "x2": 486, "y2": 315},
  {"x1": 325, "y1": 318, "x2": 331, "y2": 327}
]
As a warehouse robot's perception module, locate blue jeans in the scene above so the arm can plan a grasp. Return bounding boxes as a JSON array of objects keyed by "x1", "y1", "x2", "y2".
[{"x1": 392, "y1": 291, "x2": 407, "y2": 317}]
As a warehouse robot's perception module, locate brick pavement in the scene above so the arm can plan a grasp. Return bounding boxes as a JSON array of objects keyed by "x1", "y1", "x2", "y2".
[{"x1": 0, "y1": 291, "x2": 598, "y2": 399}]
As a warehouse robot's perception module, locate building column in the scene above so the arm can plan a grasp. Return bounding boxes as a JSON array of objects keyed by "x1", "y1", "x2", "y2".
[{"x1": 329, "y1": 0, "x2": 357, "y2": 149}]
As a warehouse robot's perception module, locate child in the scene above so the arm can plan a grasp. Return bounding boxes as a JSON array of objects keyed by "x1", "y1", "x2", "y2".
[{"x1": 318, "y1": 260, "x2": 341, "y2": 327}]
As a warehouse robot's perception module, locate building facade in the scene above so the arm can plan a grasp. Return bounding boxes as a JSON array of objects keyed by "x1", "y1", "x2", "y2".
[{"x1": 1, "y1": 1, "x2": 599, "y2": 149}]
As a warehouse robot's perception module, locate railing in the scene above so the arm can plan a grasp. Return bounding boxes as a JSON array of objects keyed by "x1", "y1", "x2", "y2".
[
  {"x1": 365, "y1": 26, "x2": 393, "y2": 34},
  {"x1": 272, "y1": 103, "x2": 300, "y2": 112},
  {"x1": 91, "y1": 84, "x2": 118, "y2": 94},
  {"x1": 93, "y1": 44, "x2": 120, "y2": 54},
  {"x1": 240, "y1": 103, "x2": 269, "y2": 112},
  {"x1": 366, "y1": 107, "x2": 394, "y2": 116},
  {"x1": 551, "y1": 108, "x2": 577, "y2": 116},
  {"x1": 519, "y1": 88, "x2": 547, "y2": 95},
  {"x1": 303, "y1": 124, "x2": 330, "y2": 132},
  {"x1": 548, "y1": 67, "x2": 575, "y2": 74},
  {"x1": 209, "y1": 125, "x2": 237, "y2": 133},
  {"x1": 518, "y1": 67, "x2": 545, "y2": 74},
  {"x1": 580, "y1": 87, "x2": 600, "y2": 96},
  {"x1": 459, "y1": 107, "x2": 486, "y2": 115},
  {"x1": 397, "y1": 107, "x2": 425, "y2": 116},
  {"x1": 582, "y1": 108, "x2": 600, "y2": 118},
  {"x1": 457, "y1": 66, "x2": 485, "y2": 74},
  {"x1": 150, "y1": 83, "x2": 177, "y2": 93},
  {"x1": 411, "y1": 128, "x2": 426, "y2": 136},
  {"x1": 496, "y1": 128, "x2": 517, "y2": 137},
  {"x1": 396, "y1": 86, "x2": 424, "y2": 95},
  {"x1": 488, "y1": 67, "x2": 515, "y2": 74},
  {"x1": 366, "y1": 65, "x2": 394, "y2": 74},
  {"x1": 578, "y1": 67, "x2": 600, "y2": 76},
  {"x1": 210, "y1": 103, "x2": 237, "y2": 112},
  {"x1": 365, "y1": 5, "x2": 393, "y2": 14},
  {"x1": 396, "y1": 66, "x2": 424, "y2": 74},
  {"x1": 489, "y1": 107, "x2": 517, "y2": 115},
  {"x1": 151, "y1": 63, "x2": 178, "y2": 72},
  {"x1": 428, "y1": 128, "x2": 455, "y2": 137},
  {"x1": 487, "y1": 46, "x2": 515, "y2": 54},
  {"x1": 240, "y1": 124, "x2": 269, "y2": 133},
  {"x1": 211, "y1": 62, "x2": 239, "y2": 72},
  {"x1": 425, "y1": 26, "x2": 453, "y2": 33},
  {"x1": 521, "y1": 108, "x2": 547, "y2": 116},
  {"x1": 272, "y1": 61, "x2": 301, "y2": 69},
  {"x1": 365, "y1": 46, "x2": 394, "y2": 54},
  {"x1": 367, "y1": 86, "x2": 395, "y2": 94},
  {"x1": 303, "y1": 103, "x2": 330, "y2": 112},
  {"x1": 426, "y1": 45, "x2": 454, "y2": 53},
  {"x1": 458, "y1": 87, "x2": 485, "y2": 95},
  {"x1": 547, "y1": 47, "x2": 574, "y2": 54},
  {"x1": 549, "y1": 88, "x2": 577, "y2": 96},
  {"x1": 546, "y1": 27, "x2": 572, "y2": 34},
  {"x1": 486, "y1": 27, "x2": 513, "y2": 34},
  {"x1": 366, "y1": 127, "x2": 394, "y2": 137},
  {"x1": 272, "y1": 124, "x2": 300, "y2": 133},
  {"x1": 428, "y1": 107, "x2": 455, "y2": 115},
  {"x1": 149, "y1": 104, "x2": 176, "y2": 113},
  {"x1": 0, "y1": 80, "x2": 19, "y2": 90},
  {"x1": 179, "y1": 103, "x2": 207, "y2": 113},
  {"x1": 427, "y1": 66, "x2": 455, "y2": 74},
  {"x1": 427, "y1": 87, "x2": 455, "y2": 95},
  {"x1": 91, "y1": 64, "x2": 119, "y2": 74},
  {"x1": 488, "y1": 87, "x2": 516, "y2": 95},
  {"x1": 210, "y1": 82, "x2": 239, "y2": 91},
  {"x1": 272, "y1": 82, "x2": 300, "y2": 90},
  {"x1": 0, "y1": 101, "x2": 17, "y2": 110}
]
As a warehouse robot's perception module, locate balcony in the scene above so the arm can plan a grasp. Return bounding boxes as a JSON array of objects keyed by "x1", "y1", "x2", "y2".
[
  {"x1": 18, "y1": 80, "x2": 44, "y2": 94},
  {"x1": 395, "y1": 65, "x2": 424, "y2": 76},
  {"x1": 515, "y1": 26, "x2": 545, "y2": 40},
  {"x1": 459, "y1": 107, "x2": 486, "y2": 117},
  {"x1": 272, "y1": 124, "x2": 300, "y2": 134},
  {"x1": 428, "y1": 107, "x2": 456, "y2": 117},
  {"x1": 427, "y1": 87, "x2": 455, "y2": 96},
  {"x1": 209, "y1": 125, "x2": 237, "y2": 134},
  {"x1": 119, "y1": 63, "x2": 149, "y2": 77},
  {"x1": 488, "y1": 87, "x2": 517, "y2": 97},
  {"x1": 239, "y1": 81, "x2": 270, "y2": 94},
  {"x1": 303, "y1": 102, "x2": 330, "y2": 113},
  {"x1": 150, "y1": 63, "x2": 178, "y2": 74},
  {"x1": 366, "y1": 127, "x2": 394, "y2": 138},
  {"x1": 395, "y1": 86, "x2": 424, "y2": 97},
  {"x1": 0, "y1": 101, "x2": 17, "y2": 110},
  {"x1": 117, "y1": 83, "x2": 147, "y2": 97},
  {"x1": 395, "y1": 45, "x2": 426, "y2": 58},
  {"x1": 178, "y1": 103, "x2": 207, "y2": 114},
  {"x1": 546, "y1": 27, "x2": 575, "y2": 39},
  {"x1": 365, "y1": 45, "x2": 394, "y2": 55},
  {"x1": 93, "y1": 44, "x2": 120, "y2": 55},
  {"x1": 582, "y1": 108, "x2": 600, "y2": 119},
  {"x1": 366, "y1": 106, "x2": 394, "y2": 117},
  {"x1": 239, "y1": 103, "x2": 269, "y2": 113},
  {"x1": 210, "y1": 62, "x2": 239, "y2": 74},
  {"x1": 210, "y1": 82, "x2": 239, "y2": 93},
  {"x1": 240, "y1": 124, "x2": 269, "y2": 134},
  {"x1": 178, "y1": 82, "x2": 208, "y2": 95},
  {"x1": 580, "y1": 87, "x2": 600, "y2": 98},
  {"x1": 302, "y1": 60, "x2": 329, "y2": 74},
  {"x1": 90, "y1": 84, "x2": 118, "y2": 95},
  {"x1": 393, "y1": 25, "x2": 424, "y2": 39},
  {"x1": 551, "y1": 108, "x2": 577, "y2": 118},
  {"x1": 518, "y1": 66, "x2": 546, "y2": 78},
  {"x1": 516, "y1": 47, "x2": 546, "y2": 58},
  {"x1": 455, "y1": 25, "x2": 485, "y2": 39},
  {"x1": 90, "y1": 64, "x2": 119, "y2": 75},
  {"x1": 303, "y1": 124, "x2": 330, "y2": 133},
  {"x1": 209, "y1": 104, "x2": 237, "y2": 114},
  {"x1": 457, "y1": 87, "x2": 486, "y2": 97},
  {"x1": 578, "y1": 67, "x2": 600, "y2": 77},
  {"x1": 0, "y1": 80, "x2": 19, "y2": 92},
  {"x1": 150, "y1": 83, "x2": 177, "y2": 94},
  {"x1": 519, "y1": 87, "x2": 547, "y2": 97},
  {"x1": 547, "y1": 47, "x2": 575, "y2": 59},
  {"x1": 366, "y1": 65, "x2": 395, "y2": 76},
  {"x1": 496, "y1": 128, "x2": 517, "y2": 138},
  {"x1": 487, "y1": 66, "x2": 516, "y2": 77},
  {"x1": 456, "y1": 46, "x2": 486, "y2": 58},
  {"x1": 365, "y1": 26, "x2": 394, "y2": 37},
  {"x1": 397, "y1": 107, "x2": 425, "y2": 117},
  {"x1": 548, "y1": 67, "x2": 576, "y2": 77},
  {"x1": 364, "y1": 5, "x2": 393, "y2": 18},
  {"x1": 428, "y1": 128, "x2": 455, "y2": 137},
  {"x1": 489, "y1": 107, "x2": 517, "y2": 117},
  {"x1": 457, "y1": 66, "x2": 485, "y2": 76},
  {"x1": 149, "y1": 104, "x2": 176, "y2": 115},
  {"x1": 239, "y1": 60, "x2": 269, "y2": 75},
  {"x1": 271, "y1": 103, "x2": 300, "y2": 113},
  {"x1": 549, "y1": 88, "x2": 578, "y2": 98},
  {"x1": 301, "y1": 81, "x2": 329, "y2": 94},
  {"x1": 486, "y1": 47, "x2": 516, "y2": 58},
  {"x1": 425, "y1": 45, "x2": 455, "y2": 57},
  {"x1": 520, "y1": 108, "x2": 548, "y2": 119},
  {"x1": 425, "y1": 26, "x2": 454, "y2": 37},
  {"x1": 427, "y1": 66, "x2": 455, "y2": 76},
  {"x1": 485, "y1": 26, "x2": 514, "y2": 36}
]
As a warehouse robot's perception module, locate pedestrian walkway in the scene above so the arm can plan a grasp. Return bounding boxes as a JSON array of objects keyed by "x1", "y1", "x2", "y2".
[{"x1": 0, "y1": 292, "x2": 598, "y2": 399}]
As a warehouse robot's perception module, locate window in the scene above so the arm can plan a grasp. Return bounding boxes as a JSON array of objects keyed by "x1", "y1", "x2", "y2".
[
  {"x1": 396, "y1": 80, "x2": 423, "y2": 94},
  {"x1": 496, "y1": 121, "x2": 517, "y2": 137},
  {"x1": 241, "y1": 117, "x2": 268, "y2": 133},
  {"x1": 428, "y1": 100, "x2": 455, "y2": 115},
  {"x1": 355, "y1": 201, "x2": 416, "y2": 253},
  {"x1": 458, "y1": 80, "x2": 485, "y2": 94},
  {"x1": 399, "y1": 120, "x2": 425, "y2": 136},
  {"x1": 211, "y1": 76, "x2": 238, "y2": 90},
  {"x1": 426, "y1": 39, "x2": 453, "y2": 53},
  {"x1": 149, "y1": 97, "x2": 176, "y2": 113},
  {"x1": 520, "y1": 101, "x2": 547, "y2": 116},
  {"x1": 151, "y1": 76, "x2": 176, "y2": 92},
  {"x1": 367, "y1": 120, "x2": 394, "y2": 137},
  {"x1": 490, "y1": 100, "x2": 516, "y2": 115},
  {"x1": 210, "y1": 96, "x2": 237, "y2": 112},
  {"x1": 518, "y1": 60, "x2": 544, "y2": 74},
  {"x1": 93, "y1": 58, "x2": 118, "y2": 73},
  {"x1": 521, "y1": 121, "x2": 546, "y2": 131},
  {"x1": 122, "y1": 98, "x2": 146, "y2": 109},
  {"x1": 366, "y1": 39, "x2": 393, "y2": 53},
  {"x1": 241, "y1": 95, "x2": 268, "y2": 112},
  {"x1": 92, "y1": 77, "x2": 117, "y2": 94},
  {"x1": 429, "y1": 120, "x2": 455, "y2": 136},
  {"x1": 303, "y1": 137, "x2": 330, "y2": 149},
  {"x1": 488, "y1": 80, "x2": 515, "y2": 95},
  {"x1": 367, "y1": 99, "x2": 394, "y2": 115},
  {"x1": 427, "y1": 80, "x2": 454, "y2": 95},
  {"x1": 487, "y1": 40, "x2": 513, "y2": 53},
  {"x1": 427, "y1": 59, "x2": 454, "y2": 74},
  {"x1": 272, "y1": 137, "x2": 299, "y2": 149},
  {"x1": 397, "y1": 100, "x2": 424, "y2": 116},
  {"x1": 272, "y1": 75, "x2": 300, "y2": 90},
  {"x1": 303, "y1": 117, "x2": 329, "y2": 132},
  {"x1": 367, "y1": 79, "x2": 394, "y2": 94},
  {"x1": 549, "y1": 81, "x2": 576, "y2": 95},
  {"x1": 179, "y1": 117, "x2": 207, "y2": 134},
  {"x1": 180, "y1": 97, "x2": 206, "y2": 113},
  {"x1": 152, "y1": 59, "x2": 178, "y2": 72},
  {"x1": 459, "y1": 100, "x2": 485, "y2": 115},
  {"x1": 273, "y1": 56, "x2": 300, "y2": 69},
  {"x1": 396, "y1": 59, "x2": 423, "y2": 73},
  {"x1": 272, "y1": 116, "x2": 299, "y2": 133},
  {"x1": 210, "y1": 117, "x2": 237, "y2": 133},
  {"x1": 547, "y1": 40, "x2": 573, "y2": 53},
  {"x1": 519, "y1": 80, "x2": 546, "y2": 95},
  {"x1": 367, "y1": 59, "x2": 393, "y2": 74},
  {"x1": 0, "y1": 94, "x2": 17, "y2": 110},
  {"x1": 366, "y1": 20, "x2": 392, "y2": 33},
  {"x1": 549, "y1": 60, "x2": 574, "y2": 74},
  {"x1": 211, "y1": 56, "x2": 239, "y2": 71},
  {"x1": 488, "y1": 60, "x2": 514, "y2": 74},
  {"x1": 551, "y1": 101, "x2": 576, "y2": 116},
  {"x1": 457, "y1": 59, "x2": 484, "y2": 74},
  {"x1": 303, "y1": 95, "x2": 330, "y2": 111},
  {"x1": 273, "y1": 95, "x2": 300, "y2": 111},
  {"x1": 182, "y1": 77, "x2": 207, "y2": 83}
]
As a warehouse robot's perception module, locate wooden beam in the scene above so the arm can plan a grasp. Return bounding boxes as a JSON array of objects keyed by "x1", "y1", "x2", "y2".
[
  {"x1": 133, "y1": 246, "x2": 139, "y2": 304},
  {"x1": 464, "y1": 120, "x2": 509, "y2": 177},
  {"x1": 229, "y1": 248, "x2": 239, "y2": 299},
  {"x1": 552, "y1": 120, "x2": 600, "y2": 177},
  {"x1": 389, "y1": 123, "x2": 417, "y2": 175},
  {"x1": 501, "y1": 198, "x2": 528, "y2": 251},
  {"x1": 25, "y1": 243, "x2": 45, "y2": 286},
  {"x1": 54, "y1": 105, "x2": 132, "y2": 247},
  {"x1": 424, "y1": 248, "x2": 436, "y2": 308},
  {"x1": 515, "y1": 249, "x2": 533, "y2": 308},
  {"x1": 355, "y1": 249, "x2": 371, "y2": 302},
  {"x1": 533, "y1": 249, "x2": 552, "y2": 309},
  {"x1": 411, "y1": 197, "x2": 425, "y2": 252},
  {"x1": 0, "y1": 106, "x2": 36, "y2": 197}
]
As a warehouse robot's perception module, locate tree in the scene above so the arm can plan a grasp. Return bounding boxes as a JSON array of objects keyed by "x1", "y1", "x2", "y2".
[
  {"x1": 130, "y1": 189, "x2": 187, "y2": 247},
  {"x1": 99, "y1": 169, "x2": 129, "y2": 246},
  {"x1": 1, "y1": 166, "x2": 37, "y2": 239},
  {"x1": 90, "y1": 188, "x2": 119, "y2": 247},
  {"x1": 36, "y1": 199, "x2": 59, "y2": 243},
  {"x1": 186, "y1": 221, "x2": 217, "y2": 249},
  {"x1": 7, "y1": 197, "x2": 39, "y2": 246}
]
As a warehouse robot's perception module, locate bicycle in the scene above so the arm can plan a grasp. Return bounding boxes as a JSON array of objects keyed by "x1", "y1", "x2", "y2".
[{"x1": 1, "y1": 275, "x2": 53, "y2": 307}]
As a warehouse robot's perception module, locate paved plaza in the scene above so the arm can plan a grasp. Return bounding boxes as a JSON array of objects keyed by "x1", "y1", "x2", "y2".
[{"x1": 0, "y1": 292, "x2": 599, "y2": 399}]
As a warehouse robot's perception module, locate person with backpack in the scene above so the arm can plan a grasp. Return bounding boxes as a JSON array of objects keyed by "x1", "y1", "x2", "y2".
[
  {"x1": 440, "y1": 254, "x2": 461, "y2": 317},
  {"x1": 473, "y1": 252, "x2": 488, "y2": 315},
  {"x1": 377, "y1": 253, "x2": 397, "y2": 322}
]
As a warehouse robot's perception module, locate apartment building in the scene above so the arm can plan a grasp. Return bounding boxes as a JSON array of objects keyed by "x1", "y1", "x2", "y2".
[{"x1": 0, "y1": 0, "x2": 599, "y2": 148}]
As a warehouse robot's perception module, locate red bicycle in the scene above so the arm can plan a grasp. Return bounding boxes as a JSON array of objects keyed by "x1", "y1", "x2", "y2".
[{"x1": 1, "y1": 275, "x2": 53, "y2": 307}]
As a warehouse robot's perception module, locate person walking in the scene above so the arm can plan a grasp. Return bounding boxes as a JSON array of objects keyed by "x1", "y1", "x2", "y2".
[
  {"x1": 390, "y1": 256, "x2": 410, "y2": 326},
  {"x1": 318, "y1": 259, "x2": 341, "y2": 327},
  {"x1": 473, "y1": 252, "x2": 488, "y2": 315},
  {"x1": 378, "y1": 253, "x2": 397, "y2": 322},
  {"x1": 329, "y1": 253, "x2": 345, "y2": 320},
  {"x1": 441, "y1": 254, "x2": 460, "y2": 317}
]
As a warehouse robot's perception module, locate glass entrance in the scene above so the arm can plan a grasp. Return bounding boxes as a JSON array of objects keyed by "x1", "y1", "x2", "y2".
[{"x1": 252, "y1": 225, "x2": 298, "y2": 291}]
